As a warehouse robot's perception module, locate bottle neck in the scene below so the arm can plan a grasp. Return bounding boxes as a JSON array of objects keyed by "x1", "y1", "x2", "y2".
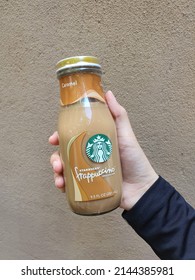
[{"x1": 58, "y1": 72, "x2": 105, "y2": 106}]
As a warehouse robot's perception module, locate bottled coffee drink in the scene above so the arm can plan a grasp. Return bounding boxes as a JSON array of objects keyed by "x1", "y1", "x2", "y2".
[{"x1": 56, "y1": 56, "x2": 122, "y2": 215}]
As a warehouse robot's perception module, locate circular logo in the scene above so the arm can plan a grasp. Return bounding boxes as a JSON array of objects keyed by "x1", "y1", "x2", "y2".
[{"x1": 86, "y1": 134, "x2": 112, "y2": 163}]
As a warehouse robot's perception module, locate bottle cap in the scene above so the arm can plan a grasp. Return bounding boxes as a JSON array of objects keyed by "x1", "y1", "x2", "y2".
[{"x1": 56, "y1": 56, "x2": 101, "y2": 78}]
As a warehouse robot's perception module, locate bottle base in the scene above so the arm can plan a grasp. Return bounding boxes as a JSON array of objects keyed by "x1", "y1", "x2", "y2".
[{"x1": 71, "y1": 205, "x2": 119, "y2": 216}]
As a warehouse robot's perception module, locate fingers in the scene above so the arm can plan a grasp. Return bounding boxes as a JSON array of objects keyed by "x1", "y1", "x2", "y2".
[
  {"x1": 50, "y1": 150, "x2": 65, "y2": 192},
  {"x1": 49, "y1": 131, "x2": 59, "y2": 146}
]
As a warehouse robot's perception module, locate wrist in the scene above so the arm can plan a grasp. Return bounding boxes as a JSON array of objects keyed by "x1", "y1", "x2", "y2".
[{"x1": 120, "y1": 173, "x2": 159, "y2": 211}]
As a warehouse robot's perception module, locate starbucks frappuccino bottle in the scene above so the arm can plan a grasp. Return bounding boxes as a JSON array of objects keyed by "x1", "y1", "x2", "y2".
[{"x1": 56, "y1": 56, "x2": 122, "y2": 215}]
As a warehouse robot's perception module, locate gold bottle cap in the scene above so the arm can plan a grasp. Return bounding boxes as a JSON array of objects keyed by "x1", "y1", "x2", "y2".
[{"x1": 56, "y1": 56, "x2": 101, "y2": 78}]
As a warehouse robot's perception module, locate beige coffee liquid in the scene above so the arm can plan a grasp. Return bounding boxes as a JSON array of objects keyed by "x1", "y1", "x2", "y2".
[{"x1": 56, "y1": 57, "x2": 122, "y2": 215}]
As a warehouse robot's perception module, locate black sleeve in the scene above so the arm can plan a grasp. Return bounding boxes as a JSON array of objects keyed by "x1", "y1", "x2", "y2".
[{"x1": 122, "y1": 176, "x2": 195, "y2": 259}]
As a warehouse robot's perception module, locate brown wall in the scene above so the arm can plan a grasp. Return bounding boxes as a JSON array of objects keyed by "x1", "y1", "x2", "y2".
[{"x1": 0, "y1": 0, "x2": 194, "y2": 259}]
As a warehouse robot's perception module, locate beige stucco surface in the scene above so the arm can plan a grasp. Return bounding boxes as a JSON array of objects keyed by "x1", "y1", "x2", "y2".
[{"x1": 0, "y1": 0, "x2": 194, "y2": 259}]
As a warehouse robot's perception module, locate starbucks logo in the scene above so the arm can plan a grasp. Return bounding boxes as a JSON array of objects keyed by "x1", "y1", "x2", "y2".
[{"x1": 86, "y1": 134, "x2": 112, "y2": 163}]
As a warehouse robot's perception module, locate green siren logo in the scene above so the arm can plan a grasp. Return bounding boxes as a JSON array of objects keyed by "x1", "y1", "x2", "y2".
[{"x1": 86, "y1": 134, "x2": 112, "y2": 163}]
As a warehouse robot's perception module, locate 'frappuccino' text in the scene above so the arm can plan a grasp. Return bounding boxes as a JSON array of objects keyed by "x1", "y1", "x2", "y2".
[{"x1": 75, "y1": 166, "x2": 115, "y2": 183}]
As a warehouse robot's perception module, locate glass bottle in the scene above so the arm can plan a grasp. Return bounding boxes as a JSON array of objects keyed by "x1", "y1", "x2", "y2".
[{"x1": 56, "y1": 56, "x2": 122, "y2": 215}]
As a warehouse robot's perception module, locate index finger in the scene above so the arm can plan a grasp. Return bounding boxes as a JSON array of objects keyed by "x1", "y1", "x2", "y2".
[{"x1": 49, "y1": 131, "x2": 59, "y2": 146}]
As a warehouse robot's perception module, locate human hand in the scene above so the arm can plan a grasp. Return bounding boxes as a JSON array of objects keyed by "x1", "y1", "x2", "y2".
[
  {"x1": 49, "y1": 132, "x2": 65, "y2": 192},
  {"x1": 49, "y1": 91, "x2": 158, "y2": 210}
]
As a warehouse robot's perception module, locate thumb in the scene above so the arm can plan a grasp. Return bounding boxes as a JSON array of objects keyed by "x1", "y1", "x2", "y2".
[
  {"x1": 105, "y1": 91, "x2": 135, "y2": 138},
  {"x1": 105, "y1": 90, "x2": 123, "y2": 119}
]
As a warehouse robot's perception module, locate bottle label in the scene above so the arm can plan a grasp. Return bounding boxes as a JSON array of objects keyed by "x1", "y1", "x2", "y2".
[
  {"x1": 59, "y1": 73, "x2": 105, "y2": 105},
  {"x1": 67, "y1": 132, "x2": 116, "y2": 202}
]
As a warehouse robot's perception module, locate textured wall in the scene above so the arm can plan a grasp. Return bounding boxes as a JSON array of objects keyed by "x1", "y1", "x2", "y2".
[{"x1": 0, "y1": 0, "x2": 194, "y2": 259}]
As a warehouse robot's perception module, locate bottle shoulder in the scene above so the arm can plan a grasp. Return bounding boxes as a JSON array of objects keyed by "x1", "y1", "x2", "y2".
[{"x1": 58, "y1": 100, "x2": 115, "y2": 134}]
